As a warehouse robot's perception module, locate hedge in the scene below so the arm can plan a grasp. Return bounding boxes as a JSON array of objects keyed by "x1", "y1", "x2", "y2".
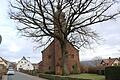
[
  {"x1": 105, "y1": 66, "x2": 120, "y2": 80},
  {"x1": 20, "y1": 70, "x2": 92, "y2": 80},
  {"x1": 38, "y1": 73, "x2": 92, "y2": 80}
]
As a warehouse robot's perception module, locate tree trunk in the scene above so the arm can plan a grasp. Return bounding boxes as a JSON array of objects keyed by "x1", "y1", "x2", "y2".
[{"x1": 60, "y1": 40, "x2": 69, "y2": 75}]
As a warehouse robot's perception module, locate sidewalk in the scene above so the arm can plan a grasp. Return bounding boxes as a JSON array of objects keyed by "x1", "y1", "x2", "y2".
[{"x1": 2, "y1": 75, "x2": 7, "y2": 80}]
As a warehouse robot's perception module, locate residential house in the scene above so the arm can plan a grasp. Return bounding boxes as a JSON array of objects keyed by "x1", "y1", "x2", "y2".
[
  {"x1": 0, "y1": 57, "x2": 7, "y2": 68},
  {"x1": 0, "y1": 57, "x2": 8, "y2": 74},
  {"x1": 97, "y1": 57, "x2": 120, "y2": 74},
  {"x1": 0, "y1": 57, "x2": 16, "y2": 69},
  {"x1": 17, "y1": 56, "x2": 34, "y2": 71},
  {"x1": 32, "y1": 63, "x2": 39, "y2": 70},
  {"x1": 8, "y1": 62, "x2": 17, "y2": 70},
  {"x1": 100, "y1": 57, "x2": 120, "y2": 66}
]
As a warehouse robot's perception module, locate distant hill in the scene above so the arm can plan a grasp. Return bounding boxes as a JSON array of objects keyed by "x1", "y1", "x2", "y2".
[{"x1": 80, "y1": 60, "x2": 101, "y2": 67}]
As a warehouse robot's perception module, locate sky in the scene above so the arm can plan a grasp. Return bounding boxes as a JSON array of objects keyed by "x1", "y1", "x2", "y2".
[{"x1": 0, "y1": 0, "x2": 120, "y2": 63}]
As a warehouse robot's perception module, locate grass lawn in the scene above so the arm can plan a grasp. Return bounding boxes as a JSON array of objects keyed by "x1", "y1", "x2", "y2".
[{"x1": 69, "y1": 73, "x2": 105, "y2": 80}]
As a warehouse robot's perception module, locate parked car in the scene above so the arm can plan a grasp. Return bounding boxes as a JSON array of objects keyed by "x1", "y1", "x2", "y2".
[{"x1": 7, "y1": 68, "x2": 15, "y2": 75}]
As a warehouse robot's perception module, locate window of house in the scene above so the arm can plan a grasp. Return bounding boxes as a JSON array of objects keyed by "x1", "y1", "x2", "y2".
[
  {"x1": 21, "y1": 61, "x2": 23, "y2": 63},
  {"x1": 28, "y1": 64, "x2": 30, "y2": 66},
  {"x1": 20, "y1": 65, "x2": 22, "y2": 67}
]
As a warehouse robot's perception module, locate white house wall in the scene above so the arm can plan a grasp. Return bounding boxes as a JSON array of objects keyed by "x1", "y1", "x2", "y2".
[
  {"x1": 17, "y1": 59, "x2": 34, "y2": 70},
  {"x1": 112, "y1": 59, "x2": 119, "y2": 66},
  {"x1": 22, "y1": 62, "x2": 34, "y2": 70}
]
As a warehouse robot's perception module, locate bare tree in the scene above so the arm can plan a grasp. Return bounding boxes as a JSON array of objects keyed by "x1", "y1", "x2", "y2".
[
  {"x1": 9, "y1": 0, "x2": 120, "y2": 75},
  {"x1": 92, "y1": 56, "x2": 102, "y2": 67}
]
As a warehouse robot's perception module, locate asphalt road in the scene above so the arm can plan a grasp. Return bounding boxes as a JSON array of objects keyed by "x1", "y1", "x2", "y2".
[{"x1": 7, "y1": 72, "x2": 47, "y2": 80}]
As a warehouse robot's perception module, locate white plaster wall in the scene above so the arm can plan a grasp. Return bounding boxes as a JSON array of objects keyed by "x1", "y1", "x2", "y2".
[{"x1": 17, "y1": 59, "x2": 34, "y2": 70}]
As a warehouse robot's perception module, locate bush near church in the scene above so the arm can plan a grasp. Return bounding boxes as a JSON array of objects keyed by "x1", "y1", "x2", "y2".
[
  {"x1": 20, "y1": 69, "x2": 92, "y2": 80},
  {"x1": 38, "y1": 73, "x2": 92, "y2": 80},
  {"x1": 105, "y1": 66, "x2": 120, "y2": 80}
]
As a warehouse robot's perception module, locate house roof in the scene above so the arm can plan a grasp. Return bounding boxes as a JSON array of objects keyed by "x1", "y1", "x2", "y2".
[
  {"x1": 0, "y1": 57, "x2": 8, "y2": 65},
  {"x1": 17, "y1": 56, "x2": 29, "y2": 64},
  {"x1": 42, "y1": 40, "x2": 55, "y2": 53},
  {"x1": 101, "y1": 58, "x2": 119, "y2": 66},
  {"x1": 21, "y1": 56, "x2": 27, "y2": 60}
]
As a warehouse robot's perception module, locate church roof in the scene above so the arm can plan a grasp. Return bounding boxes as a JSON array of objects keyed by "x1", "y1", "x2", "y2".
[{"x1": 42, "y1": 39, "x2": 79, "y2": 54}]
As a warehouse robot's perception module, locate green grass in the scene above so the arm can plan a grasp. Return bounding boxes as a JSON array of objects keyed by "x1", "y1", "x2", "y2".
[{"x1": 69, "y1": 73, "x2": 105, "y2": 80}]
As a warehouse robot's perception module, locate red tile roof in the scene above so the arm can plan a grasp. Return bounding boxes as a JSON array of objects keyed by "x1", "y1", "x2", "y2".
[{"x1": 101, "y1": 58, "x2": 119, "y2": 66}]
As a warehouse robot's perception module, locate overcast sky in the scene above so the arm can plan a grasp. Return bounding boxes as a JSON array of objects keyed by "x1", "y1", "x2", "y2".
[{"x1": 0, "y1": 0, "x2": 120, "y2": 63}]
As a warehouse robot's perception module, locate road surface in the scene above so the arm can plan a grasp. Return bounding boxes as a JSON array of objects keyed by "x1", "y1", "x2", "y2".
[{"x1": 6, "y1": 72, "x2": 47, "y2": 80}]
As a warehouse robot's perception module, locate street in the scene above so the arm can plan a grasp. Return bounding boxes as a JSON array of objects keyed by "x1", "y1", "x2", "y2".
[{"x1": 6, "y1": 72, "x2": 47, "y2": 80}]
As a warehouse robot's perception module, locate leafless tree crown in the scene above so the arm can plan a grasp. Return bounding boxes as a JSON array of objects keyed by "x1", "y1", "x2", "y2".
[{"x1": 9, "y1": 0, "x2": 120, "y2": 49}]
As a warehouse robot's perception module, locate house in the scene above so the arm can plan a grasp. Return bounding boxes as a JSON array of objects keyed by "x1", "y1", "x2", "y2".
[
  {"x1": 17, "y1": 56, "x2": 34, "y2": 71},
  {"x1": 8, "y1": 62, "x2": 17, "y2": 70},
  {"x1": 97, "y1": 57, "x2": 120, "y2": 74},
  {"x1": 32, "y1": 63, "x2": 39, "y2": 70},
  {"x1": 100, "y1": 57, "x2": 120, "y2": 66},
  {"x1": 0, "y1": 57, "x2": 8, "y2": 74},
  {"x1": 0, "y1": 57, "x2": 7, "y2": 67},
  {"x1": 0, "y1": 57, "x2": 16, "y2": 69}
]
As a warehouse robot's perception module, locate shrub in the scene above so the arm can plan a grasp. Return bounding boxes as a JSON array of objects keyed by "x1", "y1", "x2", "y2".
[
  {"x1": 105, "y1": 66, "x2": 120, "y2": 80},
  {"x1": 20, "y1": 70, "x2": 38, "y2": 76},
  {"x1": 88, "y1": 67, "x2": 97, "y2": 74},
  {"x1": 38, "y1": 73, "x2": 92, "y2": 80},
  {"x1": 45, "y1": 71, "x2": 55, "y2": 74}
]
